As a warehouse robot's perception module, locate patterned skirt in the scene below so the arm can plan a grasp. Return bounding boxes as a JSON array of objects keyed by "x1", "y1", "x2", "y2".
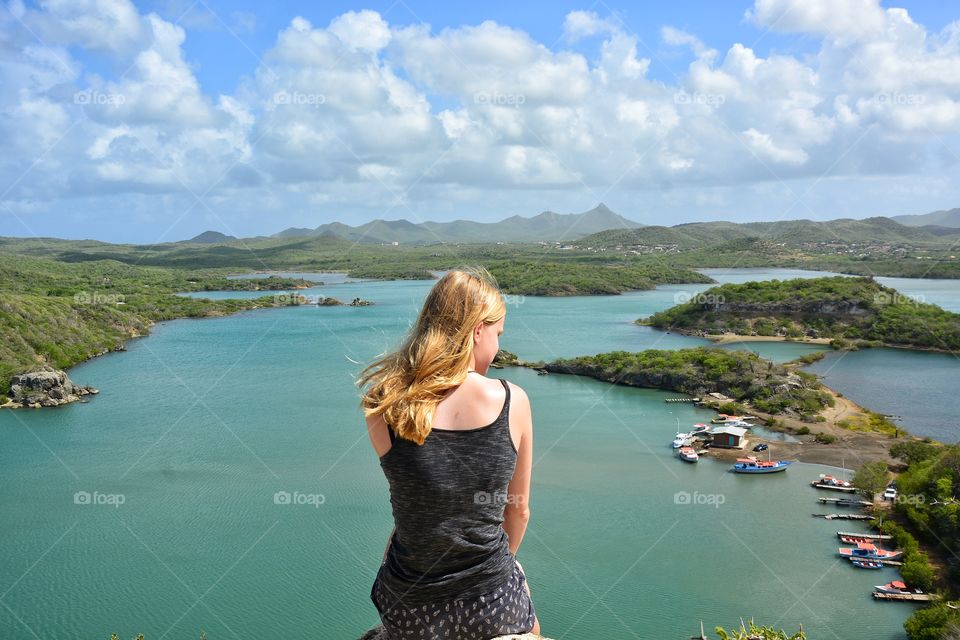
[{"x1": 370, "y1": 560, "x2": 536, "y2": 639}]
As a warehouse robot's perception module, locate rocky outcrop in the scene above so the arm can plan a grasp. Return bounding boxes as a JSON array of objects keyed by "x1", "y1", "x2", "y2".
[
  {"x1": 312, "y1": 297, "x2": 374, "y2": 306},
  {"x1": 359, "y1": 626, "x2": 548, "y2": 640},
  {"x1": 702, "y1": 300, "x2": 872, "y2": 317},
  {"x1": 3, "y1": 366, "x2": 98, "y2": 408}
]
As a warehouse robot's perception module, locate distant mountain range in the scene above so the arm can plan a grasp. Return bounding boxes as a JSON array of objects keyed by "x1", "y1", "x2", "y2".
[
  {"x1": 179, "y1": 203, "x2": 960, "y2": 247},
  {"x1": 892, "y1": 208, "x2": 960, "y2": 230},
  {"x1": 270, "y1": 203, "x2": 642, "y2": 244},
  {"x1": 577, "y1": 216, "x2": 957, "y2": 250}
]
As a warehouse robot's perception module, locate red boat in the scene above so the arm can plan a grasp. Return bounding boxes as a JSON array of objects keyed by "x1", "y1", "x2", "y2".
[
  {"x1": 875, "y1": 580, "x2": 924, "y2": 595},
  {"x1": 840, "y1": 534, "x2": 887, "y2": 544},
  {"x1": 838, "y1": 542, "x2": 903, "y2": 560}
]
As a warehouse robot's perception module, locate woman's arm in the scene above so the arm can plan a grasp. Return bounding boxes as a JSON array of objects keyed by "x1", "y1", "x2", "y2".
[
  {"x1": 503, "y1": 383, "x2": 532, "y2": 556},
  {"x1": 382, "y1": 525, "x2": 396, "y2": 564}
]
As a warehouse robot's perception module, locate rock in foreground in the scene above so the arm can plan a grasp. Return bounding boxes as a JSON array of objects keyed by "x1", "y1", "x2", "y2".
[
  {"x1": 4, "y1": 366, "x2": 98, "y2": 408},
  {"x1": 359, "y1": 626, "x2": 549, "y2": 640}
]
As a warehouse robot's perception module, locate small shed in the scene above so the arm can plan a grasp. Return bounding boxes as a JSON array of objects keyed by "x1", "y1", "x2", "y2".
[{"x1": 710, "y1": 426, "x2": 748, "y2": 448}]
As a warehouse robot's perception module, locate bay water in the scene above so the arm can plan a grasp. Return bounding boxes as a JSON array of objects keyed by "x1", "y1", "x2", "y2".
[{"x1": 4, "y1": 268, "x2": 959, "y2": 638}]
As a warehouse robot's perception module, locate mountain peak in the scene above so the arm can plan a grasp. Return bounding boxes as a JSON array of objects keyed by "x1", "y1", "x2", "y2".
[{"x1": 185, "y1": 230, "x2": 236, "y2": 244}]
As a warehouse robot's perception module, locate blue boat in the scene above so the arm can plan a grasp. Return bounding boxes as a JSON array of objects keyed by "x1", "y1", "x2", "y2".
[
  {"x1": 732, "y1": 456, "x2": 792, "y2": 474},
  {"x1": 849, "y1": 558, "x2": 883, "y2": 569}
]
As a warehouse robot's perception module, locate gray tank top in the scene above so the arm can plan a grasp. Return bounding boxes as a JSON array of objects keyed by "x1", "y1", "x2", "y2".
[{"x1": 375, "y1": 377, "x2": 519, "y2": 606}]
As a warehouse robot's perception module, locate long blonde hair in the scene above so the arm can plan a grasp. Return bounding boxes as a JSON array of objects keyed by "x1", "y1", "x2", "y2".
[{"x1": 357, "y1": 266, "x2": 506, "y2": 445}]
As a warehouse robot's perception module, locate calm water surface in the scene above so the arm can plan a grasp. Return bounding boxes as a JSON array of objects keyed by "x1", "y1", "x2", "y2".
[{"x1": 5, "y1": 268, "x2": 958, "y2": 638}]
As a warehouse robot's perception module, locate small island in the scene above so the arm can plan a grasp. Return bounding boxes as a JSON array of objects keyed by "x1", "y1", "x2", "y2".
[
  {"x1": 540, "y1": 347, "x2": 834, "y2": 418},
  {"x1": 640, "y1": 276, "x2": 960, "y2": 353},
  {"x1": 499, "y1": 346, "x2": 913, "y2": 467},
  {"x1": 489, "y1": 261, "x2": 713, "y2": 296}
]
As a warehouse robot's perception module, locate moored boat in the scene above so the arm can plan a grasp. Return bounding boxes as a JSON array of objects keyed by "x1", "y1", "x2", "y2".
[
  {"x1": 875, "y1": 580, "x2": 922, "y2": 595},
  {"x1": 838, "y1": 542, "x2": 903, "y2": 560},
  {"x1": 690, "y1": 424, "x2": 711, "y2": 436},
  {"x1": 677, "y1": 446, "x2": 699, "y2": 463},
  {"x1": 671, "y1": 430, "x2": 691, "y2": 448},
  {"x1": 732, "y1": 456, "x2": 792, "y2": 474},
  {"x1": 849, "y1": 558, "x2": 883, "y2": 569},
  {"x1": 811, "y1": 474, "x2": 858, "y2": 493}
]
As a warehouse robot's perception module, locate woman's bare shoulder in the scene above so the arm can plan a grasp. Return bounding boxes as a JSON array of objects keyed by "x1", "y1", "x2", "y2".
[{"x1": 504, "y1": 380, "x2": 529, "y2": 407}]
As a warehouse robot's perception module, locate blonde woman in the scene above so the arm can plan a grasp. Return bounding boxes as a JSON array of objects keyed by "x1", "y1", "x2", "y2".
[{"x1": 359, "y1": 266, "x2": 541, "y2": 639}]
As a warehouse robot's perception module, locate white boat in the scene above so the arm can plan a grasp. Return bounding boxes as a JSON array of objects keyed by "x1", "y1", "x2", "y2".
[
  {"x1": 874, "y1": 580, "x2": 921, "y2": 595},
  {"x1": 677, "y1": 446, "x2": 699, "y2": 463},
  {"x1": 671, "y1": 431, "x2": 691, "y2": 448},
  {"x1": 690, "y1": 424, "x2": 711, "y2": 435}
]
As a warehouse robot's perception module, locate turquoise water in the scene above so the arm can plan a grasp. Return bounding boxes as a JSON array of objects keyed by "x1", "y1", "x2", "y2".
[{"x1": 5, "y1": 268, "x2": 959, "y2": 638}]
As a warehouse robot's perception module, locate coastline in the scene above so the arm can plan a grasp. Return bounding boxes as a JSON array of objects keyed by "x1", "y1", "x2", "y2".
[
  {"x1": 511, "y1": 358, "x2": 915, "y2": 468},
  {"x1": 691, "y1": 331, "x2": 958, "y2": 356},
  {"x1": 704, "y1": 332, "x2": 833, "y2": 345}
]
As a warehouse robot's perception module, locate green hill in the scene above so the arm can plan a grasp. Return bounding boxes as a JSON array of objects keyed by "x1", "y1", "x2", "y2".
[
  {"x1": 643, "y1": 276, "x2": 960, "y2": 351},
  {"x1": 544, "y1": 347, "x2": 833, "y2": 417}
]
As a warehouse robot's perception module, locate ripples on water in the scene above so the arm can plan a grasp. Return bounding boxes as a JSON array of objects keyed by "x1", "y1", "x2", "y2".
[{"x1": 3, "y1": 268, "x2": 955, "y2": 638}]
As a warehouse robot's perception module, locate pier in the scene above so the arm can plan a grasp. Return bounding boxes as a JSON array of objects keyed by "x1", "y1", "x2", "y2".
[
  {"x1": 818, "y1": 497, "x2": 873, "y2": 508},
  {"x1": 665, "y1": 397, "x2": 700, "y2": 403},
  {"x1": 837, "y1": 531, "x2": 892, "y2": 541},
  {"x1": 812, "y1": 513, "x2": 873, "y2": 520},
  {"x1": 873, "y1": 592, "x2": 937, "y2": 602}
]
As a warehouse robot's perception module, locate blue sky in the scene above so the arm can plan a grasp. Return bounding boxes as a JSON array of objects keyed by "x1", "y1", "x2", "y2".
[{"x1": 3, "y1": 0, "x2": 960, "y2": 242}]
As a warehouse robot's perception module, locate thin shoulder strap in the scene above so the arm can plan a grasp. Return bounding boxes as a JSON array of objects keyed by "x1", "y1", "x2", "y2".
[{"x1": 499, "y1": 378, "x2": 510, "y2": 415}]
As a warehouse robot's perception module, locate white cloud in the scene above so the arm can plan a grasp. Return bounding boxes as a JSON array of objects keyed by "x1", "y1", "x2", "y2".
[
  {"x1": 562, "y1": 10, "x2": 615, "y2": 42},
  {"x1": 2, "y1": 1, "x2": 960, "y2": 240},
  {"x1": 747, "y1": 0, "x2": 887, "y2": 41},
  {"x1": 742, "y1": 128, "x2": 809, "y2": 165},
  {"x1": 329, "y1": 10, "x2": 391, "y2": 52}
]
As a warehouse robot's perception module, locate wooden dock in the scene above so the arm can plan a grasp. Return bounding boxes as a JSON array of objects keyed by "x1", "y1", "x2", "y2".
[
  {"x1": 837, "y1": 531, "x2": 891, "y2": 541},
  {"x1": 818, "y1": 497, "x2": 873, "y2": 508},
  {"x1": 873, "y1": 592, "x2": 937, "y2": 602},
  {"x1": 813, "y1": 513, "x2": 873, "y2": 520},
  {"x1": 665, "y1": 397, "x2": 700, "y2": 403}
]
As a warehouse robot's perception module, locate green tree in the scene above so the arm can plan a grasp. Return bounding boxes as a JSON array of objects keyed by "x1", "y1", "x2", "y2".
[
  {"x1": 900, "y1": 553, "x2": 935, "y2": 591},
  {"x1": 852, "y1": 460, "x2": 890, "y2": 495}
]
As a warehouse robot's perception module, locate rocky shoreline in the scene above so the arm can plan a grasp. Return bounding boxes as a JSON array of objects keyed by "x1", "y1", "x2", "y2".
[{"x1": 2, "y1": 366, "x2": 99, "y2": 409}]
